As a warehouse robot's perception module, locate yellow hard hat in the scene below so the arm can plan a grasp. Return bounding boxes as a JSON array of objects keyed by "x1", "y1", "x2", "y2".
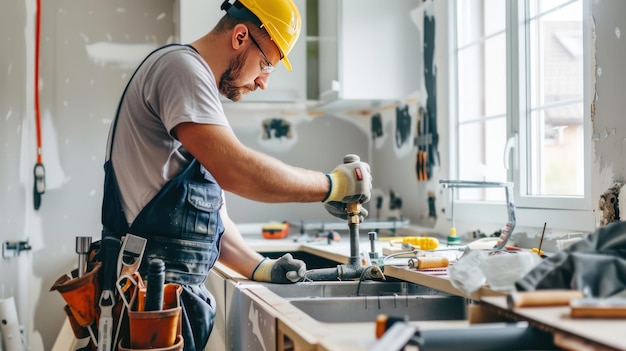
[{"x1": 222, "y1": 0, "x2": 302, "y2": 71}]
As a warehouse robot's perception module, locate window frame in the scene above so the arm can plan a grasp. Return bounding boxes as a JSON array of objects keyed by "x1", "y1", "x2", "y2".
[{"x1": 448, "y1": 0, "x2": 595, "y2": 232}]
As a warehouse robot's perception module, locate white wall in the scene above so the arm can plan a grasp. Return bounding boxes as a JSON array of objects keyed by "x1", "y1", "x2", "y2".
[{"x1": 1, "y1": 0, "x2": 626, "y2": 349}]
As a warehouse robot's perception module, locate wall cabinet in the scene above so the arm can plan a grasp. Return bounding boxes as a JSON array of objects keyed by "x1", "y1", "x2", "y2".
[
  {"x1": 174, "y1": 0, "x2": 307, "y2": 103},
  {"x1": 317, "y1": 0, "x2": 421, "y2": 109},
  {"x1": 175, "y1": 0, "x2": 421, "y2": 109}
]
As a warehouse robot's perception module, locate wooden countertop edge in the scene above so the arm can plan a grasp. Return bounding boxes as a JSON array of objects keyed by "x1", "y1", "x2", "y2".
[{"x1": 480, "y1": 296, "x2": 626, "y2": 351}]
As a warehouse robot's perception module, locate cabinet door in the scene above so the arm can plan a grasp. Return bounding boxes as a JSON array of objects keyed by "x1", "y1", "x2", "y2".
[
  {"x1": 319, "y1": 0, "x2": 421, "y2": 104},
  {"x1": 205, "y1": 269, "x2": 227, "y2": 350},
  {"x1": 176, "y1": 0, "x2": 307, "y2": 103}
]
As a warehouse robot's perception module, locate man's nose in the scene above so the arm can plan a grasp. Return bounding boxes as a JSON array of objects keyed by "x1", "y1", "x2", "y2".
[{"x1": 255, "y1": 75, "x2": 269, "y2": 90}]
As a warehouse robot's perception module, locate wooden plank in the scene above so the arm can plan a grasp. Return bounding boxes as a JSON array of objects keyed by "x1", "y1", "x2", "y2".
[{"x1": 481, "y1": 296, "x2": 626, "y2": 351}]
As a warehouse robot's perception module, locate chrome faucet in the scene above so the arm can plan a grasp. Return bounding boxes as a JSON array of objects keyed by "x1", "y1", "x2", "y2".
[
  {"x1": 439, "y1": 180, "x2": 516, "y2": 250},
  {"x1": 303, "y1": 191, "x2": 386, "y2": 281},
  {"x1": 303, "y1": 155, "x2": 385, "y2": 282}
]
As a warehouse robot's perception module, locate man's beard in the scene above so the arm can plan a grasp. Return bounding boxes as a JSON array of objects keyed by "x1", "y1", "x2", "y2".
[{"x1": 219, "y1": 52, "x2": 256, "y2": 102}]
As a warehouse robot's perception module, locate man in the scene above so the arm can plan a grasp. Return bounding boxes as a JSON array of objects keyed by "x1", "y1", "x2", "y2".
[{"x1": 100, "y1": 0, "x2": 372, "y2": 350}]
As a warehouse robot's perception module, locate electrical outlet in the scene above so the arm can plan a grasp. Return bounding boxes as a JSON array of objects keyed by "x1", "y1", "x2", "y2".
[{"x1": 2, "y1": 240, "x2": 32, "y2": 258}]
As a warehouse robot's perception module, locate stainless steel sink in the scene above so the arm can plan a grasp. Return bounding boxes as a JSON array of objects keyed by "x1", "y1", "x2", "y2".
[
  {"x1": 258, "y1": 280, "x2": 467, "y2": 323},
  {"x1": 255, "y1": 251, "x2": 467, "y2": 324},
  {"x1": 288, "y1": 294, "x2": 466, "y2": 323},
  {"x1": 260, "y1": 280, "x2": 447, "y2": 298}
]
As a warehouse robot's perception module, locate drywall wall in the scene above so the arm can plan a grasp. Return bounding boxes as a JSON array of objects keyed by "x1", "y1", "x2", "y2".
[
  {"x1": 2, "y1": 0, "x2": 626, "y2": 349},
  {"x1": 0, "y1": 0, "x2": 31, "y2": 347},
  {"x1": 0, "y1": 1, "x2": 370, "y2": 348},
  {"x1": 2, "y1": 0, "x2": 176, "y2": 348},
  {"x1": 590, "y1": 0, "x2": 626, "y2": 181}
]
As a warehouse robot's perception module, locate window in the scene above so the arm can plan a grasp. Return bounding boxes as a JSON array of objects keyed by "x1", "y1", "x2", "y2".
[{"x1": 451, "y1": 0, "x2": 594, "y2": 231}]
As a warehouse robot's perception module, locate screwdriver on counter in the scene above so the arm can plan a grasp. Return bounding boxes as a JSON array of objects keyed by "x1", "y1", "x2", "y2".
[{"x1": 530, "y1": 222, "x2": 547, "y2": 257}]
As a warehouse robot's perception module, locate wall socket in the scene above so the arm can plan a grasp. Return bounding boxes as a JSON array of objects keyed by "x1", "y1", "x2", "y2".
[{"x1": 2, "y1": 240, "x2": 31, "y2": 258}]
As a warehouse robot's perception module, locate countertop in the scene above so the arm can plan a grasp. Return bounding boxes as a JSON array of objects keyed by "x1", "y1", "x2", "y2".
[
  {"x1": 215, "y1": 234, "x2": 626, "y2": 351},
  {"x1": 214, "y1": 235, "x2": 491, "y2": 351}
]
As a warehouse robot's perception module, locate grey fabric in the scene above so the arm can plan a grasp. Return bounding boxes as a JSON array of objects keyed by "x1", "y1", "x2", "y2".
[
  {"x1": 108, "y1": 45, "x2": 230, "y2": 224},
  {"x1": 515, "y1": 221, "x2": 626, "y2": 298}
]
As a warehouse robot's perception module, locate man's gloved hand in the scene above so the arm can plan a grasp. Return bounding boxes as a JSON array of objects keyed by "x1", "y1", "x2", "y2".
[
  {"x1": 323, "y1": 155, "x2": 372, "y2": 220},
  {"x1": 251, "y1": 253, "x2": 306, "y2": 284}
]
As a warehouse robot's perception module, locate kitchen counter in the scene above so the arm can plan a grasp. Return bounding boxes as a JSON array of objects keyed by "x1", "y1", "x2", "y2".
[
  {"x1": 213, "y1": 235, "x2": 495, "y2": 350},
  {"x1": 480, "y1": 296, "x2": 626, "y2": 350},
  {"x1": 213, "y1": 234, "x2": 626, "y2": 351}
]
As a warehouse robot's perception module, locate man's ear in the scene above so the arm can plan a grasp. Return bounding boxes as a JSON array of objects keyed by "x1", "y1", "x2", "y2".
[{"x1": 232, "y1": 24, "x2": 249, "y2": 49}]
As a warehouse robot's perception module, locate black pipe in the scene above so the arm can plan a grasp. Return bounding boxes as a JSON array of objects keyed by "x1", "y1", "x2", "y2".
[{"x1": 416, "y1": 322, "x2": 557, "y2": 351}]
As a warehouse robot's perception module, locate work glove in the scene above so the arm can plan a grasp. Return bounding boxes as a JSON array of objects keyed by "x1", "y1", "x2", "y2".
[
  {"x1": 323, "y1": 155, "x2": 372, "y2": 220},
  {"x1": 252, "y1": 253, "x2": 306, "y2": 284}
]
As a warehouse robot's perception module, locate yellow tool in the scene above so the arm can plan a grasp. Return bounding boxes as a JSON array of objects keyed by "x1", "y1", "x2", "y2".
[
  {"x1": 530, "y1": 248, "x2": 544, "y2": 256},
  {"x1": 531, "y1": 222, "x2": 547, "y2": 257},
  {"x1": 386, "y1": 236, "x2": 439, "y2": 250},
  {"x1": 408, "y1": 256, "x2": 449, "y2": 270}
]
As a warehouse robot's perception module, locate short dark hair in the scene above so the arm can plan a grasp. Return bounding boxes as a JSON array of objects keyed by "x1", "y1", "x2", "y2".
[{"x1": 215, "y1": 14, "x2": 270, "y2": 40}]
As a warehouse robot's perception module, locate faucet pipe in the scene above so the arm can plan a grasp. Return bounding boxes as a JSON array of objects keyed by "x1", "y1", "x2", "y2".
[
  {"x1": 302, "y1": 264, "x2": 385, "y2": 281},
  {"x1": 302, "y1": 154, "x2": 387, "y2": 282},
  {"x1": 439, "y1": 180, "x2": 517, "y2": 250},
  {"x1": 347, "y1": 202, "x2": 361, "y2": 266}
]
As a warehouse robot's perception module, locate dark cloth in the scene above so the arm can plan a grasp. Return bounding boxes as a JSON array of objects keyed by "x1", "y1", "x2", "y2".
[{"x1": 516, "y1": 221, "x2": 626, "y2": 298}]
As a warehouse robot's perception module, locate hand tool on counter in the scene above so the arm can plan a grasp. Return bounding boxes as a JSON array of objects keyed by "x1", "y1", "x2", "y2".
[
  {"x1": 97, "y1": 236, "x2": 122, "y2": 351},
  {"x1": 570, "y1": 297, "x2": 626, "y2": 318},
  {"x1": 75, "y1": 236, "x2": 92, "y2": 278},
  {"x1": 407, "y1": 256, "x2": 449, "y2": 270},
  {"x1": 262, "y1": 221, "x2": 289, "y2": 239},
  {"x1": 381, "y1": 236, "x2": 440, "y2": 257},
  {"x1": 507, "y1": 289, "x2": 584, "y2": 309},
  {"x1": 530, "y1": 222, "x2": 547, "y2": 257}
]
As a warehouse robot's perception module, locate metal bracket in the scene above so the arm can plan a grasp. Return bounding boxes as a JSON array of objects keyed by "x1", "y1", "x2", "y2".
[{"x1": 3, "y1": 239, "x2": 32, "y2": 258}]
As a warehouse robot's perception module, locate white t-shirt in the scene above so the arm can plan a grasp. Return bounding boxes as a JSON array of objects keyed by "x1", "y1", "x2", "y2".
[{"x1": 106, "y1": 45, "x2": 230, "y2": 224}]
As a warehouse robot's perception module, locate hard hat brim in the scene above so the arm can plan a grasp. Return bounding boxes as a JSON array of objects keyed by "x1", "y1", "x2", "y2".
[{"x1": 281, "y1": 55, "x2": 292, "y2": 71}]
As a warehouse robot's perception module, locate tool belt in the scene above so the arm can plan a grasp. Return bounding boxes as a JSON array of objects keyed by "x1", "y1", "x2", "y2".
[{"x1": 51, "y1": 236, "x2": 184, "y2": 351}]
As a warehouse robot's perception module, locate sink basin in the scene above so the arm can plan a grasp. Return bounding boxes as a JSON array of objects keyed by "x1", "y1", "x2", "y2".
[
  {"x1": 288, "y1": 295, "x2": 466, "y2": 323},
  {"x1": 258, "y1": 280, "x2": 466, "y2": 323},
  {"x1": 260, "y1": 280, "x2": 447, "y2": 298}
]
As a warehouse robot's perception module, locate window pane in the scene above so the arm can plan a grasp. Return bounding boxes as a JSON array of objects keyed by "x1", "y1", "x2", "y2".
[
  {"x1": 458, "y1": 34, "x2": 506, "y2": 122},
  {"x1": 457, "y1": 0, "x2": 505, "y2": 47},
  {"x1": 527, "y1": 104, "x2": 584, "y2": 196},
  {"x1": 529, "y1": 0, "x2": 578, "y2": 18},
  {"x1": 525, "y1": 0, "x2": 583, "y2": 198},
  {"x1": 458, "y1": 117, "x2": 507, "y2": 201},
  {"x1": 528, "y1": 1, "x2": 583, "y2": 109}
]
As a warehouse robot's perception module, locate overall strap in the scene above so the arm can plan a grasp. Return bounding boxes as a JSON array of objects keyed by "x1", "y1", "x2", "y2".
[{"x1": 107, "y1": 44, "x2": 197, "y2": 158}]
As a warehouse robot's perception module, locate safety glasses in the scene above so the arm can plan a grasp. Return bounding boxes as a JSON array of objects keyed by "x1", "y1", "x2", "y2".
[{"x1": 248, "y1": 33, "x2": 276, "y2": 74}]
